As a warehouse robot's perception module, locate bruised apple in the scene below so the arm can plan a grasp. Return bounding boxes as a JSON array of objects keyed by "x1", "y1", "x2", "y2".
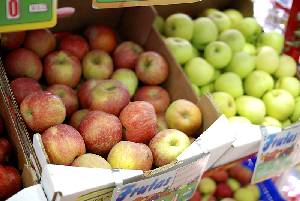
[
  {"x1": 69, "y1": 109, "x2": 89, "y2": 130},
  {"x1": 11, "y1": 77, "x2": 42, "y2": 105},
  {"x1": 47, "y1": 84, "x2": 79, "y2": 117},
  {"x1": 5, "y1": 48, "x2": 43, "y2": 80},
  {"x1": 20, "y1": 92, "x2": 66, "y2": 132},
  {"x1": 134, "y1": 86, "x2": 170, "y2": 113},
  {"x1": 120, "y1": 101, "x2": 157, "y2": 144},
  {"x1": 107, "y1": 141, "x2": 153, "y2": 171},
  {"x1": 24, "y1": 29, "x2": 56, "y2": 58},
  {"x1": 79, "y1": 111, "x2": 122, "y2": 155},
  {"x1": 88, "y1": 80, "x2": 130, "y2": 115},
  {"x1": 42, "y1": 124, "x2": 86, "y2": 165},
  {"x1": 165, "y1": 99, "x2": 202, "y2": 136},
  {"x1": 72, "y1": 153, "x2": 111, "y2": 169}
]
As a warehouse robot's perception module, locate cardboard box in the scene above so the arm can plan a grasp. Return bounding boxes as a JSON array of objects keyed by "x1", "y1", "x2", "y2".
[{"x1": 0, "y1": 2, "x2": 235, "y2": 201}]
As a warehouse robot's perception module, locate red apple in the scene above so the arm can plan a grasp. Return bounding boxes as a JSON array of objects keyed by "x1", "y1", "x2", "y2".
[
  {"x1": 0, "y1": 138, "x2": 12, "y2": 164},
  {"x1": 1, "y1": 31, "x2": 25, "y2": 50},
  {"x1": 82, "y1": 50, "x2": 113, "y2": 80},
  {"x1": 210, "y1": 169, "x2": 229, "y2": 183},
  {"x1": 24, "y1": 29, "x2": 56, "y2": 58},
  {"x1": 77, "y1": 79, "x2": 103, "y2": 108},
  {"x1": 47, "y1": 84, "x2": 79, "y2": 117},
  {"x1": 134, "y1": 86, "x2": 170, "y2": 113},
  {"x1": 84, "y1": 25, "x2": 117, "y2": 53},
  {"x1": 190, "y1": 191, "x2": 201, "y2": 201},
  {"x1": 0, "y1": 117, "x2": 3, "y2": 136},
  {"x1": 79, "y1": 111, "x2": 122, "y2": 155},
  {"x1": 215, "y1": 183, "x2": 233, "y2": 199},
  {"x1": 165, "y1": 99, "x2": 202, "y2": 136},
  {"x1": 72, "y1": 153, "x2": 111, "y2": 169},
  {"x1": 149, "y1": 129, "x2": 190, "y2": 167},
  {"x1": 88, "y1": 80, "x2": 130, "y2": 115},
  {"x1": 20, "y1": 91, "x2": 66, "y2": 132},
  {"x1": 228, "y1": 165, "x2": 252, "y2": 185},
  {"x1": 157, "y1": 113, "x2": 168, "y2": 131},
  {"x1": 54, "y1": 31, "x2": 72, "y2": 43},
  {"x1": 60, "y1": 34, "x2": 89, "y2": 60},
  {"x1": 135, "y1": 51, "x2": 169, "y2": 85},
  {"x1": 0, "y1": 165, "x2": 22, "y2": 200},
  {"x1": 69, "y1": 109, "x2": 89, "y2": 130},
  {"x1": 107, "y1": 141, "x2": 153, "y2": 171},
  {"x1": 4, "y1": 48, "x2": 42, "y2": 80},
  {"x1": 44, "y1": 50, "x2": 82, "y2": 88},
  {"x1": 119, "y1": 101, "x2": 157, "y2": 144},
  {"x1": 42, "y1": 124, "x2": 86, "y2": 165},
  {"x1": 11, "y1": 77, "x2": 43, "y2": 105},
  {"x1": 113, "y1": 41, "x2": 144, "y2": 69}
]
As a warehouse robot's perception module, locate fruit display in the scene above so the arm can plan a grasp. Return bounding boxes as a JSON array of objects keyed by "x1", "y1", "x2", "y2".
[
  {"x1": 1, "y1": 26, "x2": 203, "y2": 171},
  {"x1": 156, "y1": 8, "x2": 300, "y2": 128},
  {"x1": 0, "y1": 116, "x2": 22, "y2": 200},
  {"x1": 191, "y1": 162, "x2": 260, "y2": 201}
]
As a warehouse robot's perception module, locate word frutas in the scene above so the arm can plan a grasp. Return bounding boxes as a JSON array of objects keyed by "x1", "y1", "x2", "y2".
[{"x1": 263, "y1": 132, "x2": 297, "y2": 152}]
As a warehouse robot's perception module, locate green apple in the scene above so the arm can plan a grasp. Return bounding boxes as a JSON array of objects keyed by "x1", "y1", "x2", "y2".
[
  {"x1": 243, "y1": 43, "x2": 256, "y2": 55},
  {"x1": 262, "y1": 116, "x2": 282, "y2": 128},
  {"x1": 191, "y1": 46, "x2": 199, "y2": 58},
  {"x1": 219, "y1": 29, "x2": 246, "y2": 52},
  {"x1": 215, "y1": 72, "x2": 244, "y2": 98},
  {"x1": 228, "y1": 116, "x2": 251, "y2": 124},
  {"x1": 201, "y1": 8, "x2": 219, "y2": 17},
  {"x1": 111, "y1": 69, "x2": 138, "y2": 97},
  {"x1": 191, "y1": 83, "x2": 201, "y2": 96},
  {"x1": 153, "y1": 16, "x2": 165, "y2": 34},
  {"x1": 200, "y1": 83, "x2": 214, "y2": 95},
  {"x1": 204, "y1": 41, "x2": 232, "y2": 69},
  {"x1": 275, "y1": 77, "x2": 300, "y2": 97},
  {"x1": 256, "y1": 46, "x2": 279, "y2": 74},
  {"x1": 184, "y1": 57, "x2": 215, "y2": 86},
  {"x1": 227, "y1": 178, "x2": 241, "y2": 191},
  {"x1": 236, "y1": 17, "x2": 262, "y2": 43},
  {"x1": 192, "y1": 17, "x2": 218, "y2": 50},
  {"x1": 257, "y1": 31, "x2": 284, "y2": 54},
  {"x1": 164, "y1": 13, "x2": 194, "y2": 40},
  {"x1": 290, "y1": 98, "x2": 300, "y2": 122},
  {"x1": 226, "y1": 51, "x2": 255, "y2": 78},
  {"x1": 224, "y1": 9, "x2": 244, "y2": 27},
  {"x1": 274, "y1": 54, "x2": 297, "y2": 78},
  {"x1": 234, "y1": 187, "x2": 257, "y2": 201},
  {"x1": 236, "y1": 96, "x2": 266, "y2": 124},
  {"x1": 212, "y1": 70, "x2": 221, "y2": 81},
  {"x1": 282, "y1": 119, "x2": 292, "y2": 128},
  {"x1": 263, "y1": 89, "x2": 295, "y2": 121},
  {"x1": 165, "y1": 37, "x2": 194, "y2": 64},
  {"x1": 247, "y1": 185, "x2": 260, "y2": 200},
  {"x1": 212, "y1": 92, "x2": 236, "y2": 117},
  {"x1": 244, "y1": 70, "x2": 274, "y2": 98},
  {"x1": 198, "y1": 177, "x2": 217, "y2": 194},
  {"x1": 208, "y1": 11, "x2": 231, "y2": 32}
]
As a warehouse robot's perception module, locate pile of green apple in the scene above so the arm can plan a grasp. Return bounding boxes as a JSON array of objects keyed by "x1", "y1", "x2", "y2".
[{"x1": 155, "y1": 8, "x2": 300, "y2": 128}]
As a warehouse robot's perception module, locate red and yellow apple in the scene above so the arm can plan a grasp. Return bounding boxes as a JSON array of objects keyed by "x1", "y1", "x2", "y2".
[
  {"x1": 72, "y1": 153, "x2": 111, "y2": 169},
  {"x1": 69, "y1": 109, "x2": 89, "y2": 130},
  {"x1": 60, "y1": 34, "x2": 89, "y2": 59}
]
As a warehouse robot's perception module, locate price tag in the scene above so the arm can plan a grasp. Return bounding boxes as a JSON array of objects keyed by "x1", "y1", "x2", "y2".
[
  {"x1": 0, "y1": 0, "x2": 57, "y2": 33},
  {"x1": 111, "y1": 153, "x2": 210, "y2": 201},
  {"x1": 92, "y1": 0, "x2": 199, "y2": 9},
  {"x1": 252, "y1": 124, "x2": 300, "y2": 183}
]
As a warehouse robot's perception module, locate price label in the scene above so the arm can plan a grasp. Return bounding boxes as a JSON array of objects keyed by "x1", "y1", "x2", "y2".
[
  {"x1": 0, "y1": 0, "x2": 57, "y2": 33},
  {"x1": 92, "y1": 0, "x2": 199, "y2": 9},
  {"x1": 252, "y1": 124, "x2": 300, "y2": 183}
]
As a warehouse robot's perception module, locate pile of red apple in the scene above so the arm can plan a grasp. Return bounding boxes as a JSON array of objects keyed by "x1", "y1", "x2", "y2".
[
  {"x1": 0, "y1": 116, "x2": 22, "y2": 200},
  {"x1": 190, "y1": 164, "x2": 260, "y2": 201},
  {"x1": 1, "y1": 25, "x2": 203, "y2": 171},
  {"x1": 155, "y1": 8, "x2": 300, "y2": 128}
]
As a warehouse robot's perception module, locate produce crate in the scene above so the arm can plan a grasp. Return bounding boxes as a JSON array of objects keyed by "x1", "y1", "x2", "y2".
[{"x1": 0, "y1": 1, "x2": 235, "y2": 201}]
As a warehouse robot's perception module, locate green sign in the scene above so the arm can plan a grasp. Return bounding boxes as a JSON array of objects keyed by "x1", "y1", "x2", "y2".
[{"x1": 0, "y1": 0, "x2": 57, "y2": 33}]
